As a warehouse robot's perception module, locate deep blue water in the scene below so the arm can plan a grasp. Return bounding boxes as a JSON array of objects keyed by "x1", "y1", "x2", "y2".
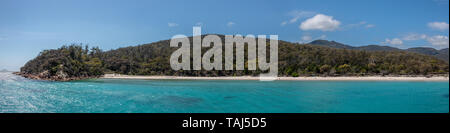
[{"x1": 0, "y1": 72, "x2": 448, "y2": 113}]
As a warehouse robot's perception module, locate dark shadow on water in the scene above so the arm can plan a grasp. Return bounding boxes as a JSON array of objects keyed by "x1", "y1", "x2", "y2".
[
  {"x1": 159, "y1": 95, "x2": 203, "y2": 105},
  {"x1": 131, "y1": 95, "x2": 203, "y2": 107},
  {"x1": 224, "y1": 96, "x2": 236, "y2": 99},
  {"x1": 443, "y1": 94, "x2": 449, "y2": 98}
]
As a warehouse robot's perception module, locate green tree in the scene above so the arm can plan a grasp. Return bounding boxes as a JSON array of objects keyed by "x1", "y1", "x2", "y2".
[{"x1": 337, "y1": 64, "x2": 351, "y2": 74}]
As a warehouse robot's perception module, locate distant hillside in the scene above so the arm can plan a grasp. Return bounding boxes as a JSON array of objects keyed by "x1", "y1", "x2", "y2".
[
  {"x1": 309, "y1": 40, "x2": 355, "y2": 49},
  {"x1": 0, "y1": 69, "x2": 9, "y2": 72},
  {"x1": 438, "y1": 48, "x2": 449, "y2": 62},
  {"x1": 406, "y1": 47, "x2": 440, "y2": 55},
  {"x1": 17, "y1": 35, "x2": 449, "y2": 81},
  {"x1": 309, "y1": 40, "x2": 449, "y2": 62},
  {"x1": 309, "y1": 40, "x2": 401, "y2": 51},
  {"x1": 357, "y1": 45, "x2": 401, "y2": 52},
  {"x1": 405, "y1": 47, "x2": 449, "y2": 62}
]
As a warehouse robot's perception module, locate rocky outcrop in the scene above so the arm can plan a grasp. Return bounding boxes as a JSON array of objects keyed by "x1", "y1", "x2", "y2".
[
  {"x1": 13, "y1": 70, "x2": 98, "y2": 81},
  {"x1": 17, "y1": 45, "x2": 104, "y2": 81}
]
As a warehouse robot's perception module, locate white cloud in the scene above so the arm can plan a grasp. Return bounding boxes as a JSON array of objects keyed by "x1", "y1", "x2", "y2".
[
  {"x1": 402, "y1": 33, "x2": 428, "y2": 41},
  {"x1": 227, "y1": 22, "x2": 235, "y2": 27},
  {"x1": 428, "y1": 22, "x2": 449, "y2": 31},
  {"x1": 300, "y1": 34, "x2": 327, "y2": 43},
  {"x1": 301, "y1": 35, "x2": 312, "y2": 42},
  {"x1": 300, "y1": 14, "x2": 341, "y2": 31},
  {"x1": 384, "y1": 38, "x2": 403, "y2": 46},
  {"x1": 168, "y1": 23, "x2": 179, "y2": 27},
  {"x1": 427, "y1": 35, "x2": 449, "y2": 49}
]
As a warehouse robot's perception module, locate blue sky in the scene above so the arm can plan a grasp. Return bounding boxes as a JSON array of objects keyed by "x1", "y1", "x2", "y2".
[{"x1": 0, "y1": 0, "x2": 449, "y2": 71}]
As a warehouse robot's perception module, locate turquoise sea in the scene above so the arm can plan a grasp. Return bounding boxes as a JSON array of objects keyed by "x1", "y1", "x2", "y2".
[{"x1": 0, "y1": 72, "x2": 448, "y2": 113}]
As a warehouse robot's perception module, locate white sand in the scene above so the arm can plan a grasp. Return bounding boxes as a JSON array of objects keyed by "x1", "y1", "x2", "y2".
[{"x1": 102, "y1": 74, "x2": 449, "y2": 81}]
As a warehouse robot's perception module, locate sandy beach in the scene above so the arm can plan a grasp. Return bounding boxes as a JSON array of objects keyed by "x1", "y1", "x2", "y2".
[{"x1": 102, "y1": 74, "x2": 449, "y2": 81}]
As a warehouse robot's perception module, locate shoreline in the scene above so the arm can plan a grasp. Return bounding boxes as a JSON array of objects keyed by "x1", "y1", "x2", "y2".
[{"x1": 101, "y1": 74, "x2": 449, "y2": 81}]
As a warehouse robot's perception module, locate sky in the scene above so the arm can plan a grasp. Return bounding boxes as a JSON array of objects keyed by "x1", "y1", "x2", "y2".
[{"x1": 0, "y1": 0, "x2": 449, "y2": 71}]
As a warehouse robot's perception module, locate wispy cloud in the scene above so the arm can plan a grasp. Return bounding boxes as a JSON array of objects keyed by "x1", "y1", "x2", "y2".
[
  {"x1": 387, "y1": 33, "x2": 449, "y2": 49},
  {"x1": 365, "y1": 24, "x2": 375, "y2": 28},
  {"x1": 347, "y1": 21, "x2": 367, "y2": 28},
  {"x1": 195, "y1": 22, "x2": 203, "y2": 26},
  {"x1": 168, "y1": 22, "x2": 179, "y2": 27},
  {"x1": 281, "y1": 10, "x2": 316, "y2": 26},
  {"x1": 433, "y1": 0, "x2": 449, "y2": 5},
  {"x1": 227, "y1": 22, "x2": 235, "y2": 27},
  {"x1": 402, "y1": 33, "x2": 427, "y2": 41},
  {"x1": 344, "y1": 21, "x2": 375, "y2": 29}
]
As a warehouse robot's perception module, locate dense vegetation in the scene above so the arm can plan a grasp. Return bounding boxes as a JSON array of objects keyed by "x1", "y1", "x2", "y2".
[{"x1": 18, "y1": 35, "x2": 449, "y2": 81}]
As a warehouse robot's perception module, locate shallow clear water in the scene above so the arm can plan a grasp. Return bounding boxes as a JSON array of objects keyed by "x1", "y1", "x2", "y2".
[{"x1": 0, "y1": 72, "x2": 448, "y2": 113}]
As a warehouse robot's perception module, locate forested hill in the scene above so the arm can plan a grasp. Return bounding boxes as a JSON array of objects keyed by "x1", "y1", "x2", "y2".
[
  {"x1": 309, "y1": 40, "x2": 449, "y2": 62},
  {"x1": 17, "y1": 35, "x2": 449, "y2": 81}
]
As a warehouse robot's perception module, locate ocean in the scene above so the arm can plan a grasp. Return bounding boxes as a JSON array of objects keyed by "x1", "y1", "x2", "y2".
[{"x1": 0, "y1": 72, "x2": 448, "y2": 113}]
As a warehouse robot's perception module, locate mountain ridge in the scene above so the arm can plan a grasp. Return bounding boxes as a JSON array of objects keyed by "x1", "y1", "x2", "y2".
[{"x1": 308, "y1": 40, "x2": 449, "y2": 62}]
